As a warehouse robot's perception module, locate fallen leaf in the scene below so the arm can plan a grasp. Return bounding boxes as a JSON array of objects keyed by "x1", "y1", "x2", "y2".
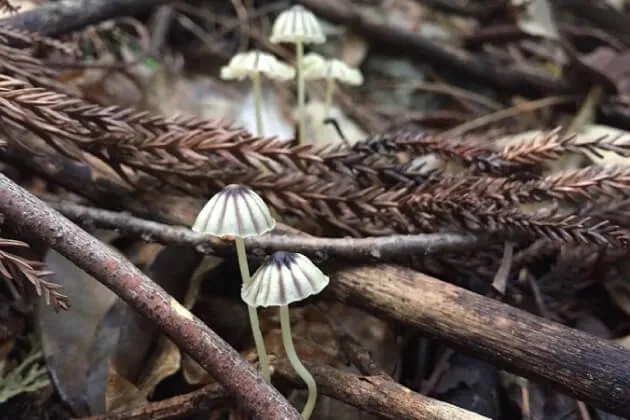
[{"x1": 37, "y1": 250, "x2": 118, "y2": 416}]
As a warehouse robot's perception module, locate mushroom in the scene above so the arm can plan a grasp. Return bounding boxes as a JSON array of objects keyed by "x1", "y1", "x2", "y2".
[
  {"x1": 242, "y1": 251, "x2": 330, "y2": 419},
  {"x1": 192, "y1": 184, "x2": 277, "y2": 381},
  {"x1": 270, "y1": 5, "x2": 326, "y2": 145},
  {"x1": 221, "y1": 50, "x2": 295, "y2": 136},
  {"x1": 302, "y1": 53, "x2": 363, "y2": 117}
]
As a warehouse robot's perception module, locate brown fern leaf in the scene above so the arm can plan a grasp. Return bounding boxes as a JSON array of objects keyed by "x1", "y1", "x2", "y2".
[
  {"x1": 403, "y1": 193, "x2": 629, "y2": 247},
  {"x1": 0, "y1": 238, "x2": 69, "y2": 311},
  {"x1": 355, "y1": 130, "x2": 497, "y2": 169},
  {"x1": 530, "y1": 166, "x2": 630, "y2": 202},
  {"x1": 495, "y1": 130, "x2": 630, "y2": 171}
]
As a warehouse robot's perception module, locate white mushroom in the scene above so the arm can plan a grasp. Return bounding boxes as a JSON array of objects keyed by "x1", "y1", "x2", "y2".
[
  {"x1": 242, "y1": 251, "x2": 329, "y2": 419},
  {"x1": 270, "y1": 5, "x2": 326, "y2": 145},
  {"x1": 302, "y1": 53, "x2": 363, "y2": 117},
  {"x1": 220, "y1": 50, "x2": 295, "y2": 136},
  {"x1": 192, "y1": 184, "x2": 277, "y2": 381}
]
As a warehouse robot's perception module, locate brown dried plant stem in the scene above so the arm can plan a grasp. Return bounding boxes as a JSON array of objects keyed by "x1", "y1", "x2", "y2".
[
  {"x1": 46, "y1": 200, "x2": 480, "y2": 259},
  {"x1": 273, "y1": 359, "x2": 490, "y2": 420},
  {"x1": 330, "y1": 265, "x2": 630, "y2": 417},
  {"x1": 1, "y1": 0, "x2": 170, "y2": 36},
  {"x1": 0, "y1": 174, "x2": 301, "y2": 420},
  {"x1": 79, "y1": 383, "x2": 229, "y2": 420}
]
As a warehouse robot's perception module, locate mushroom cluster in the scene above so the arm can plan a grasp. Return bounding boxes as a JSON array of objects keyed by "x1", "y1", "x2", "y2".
[
  {"x1": 219, "y1": 4, "x2": 364, "y2": 145},
  {"x1": 192, "y1": 185, "x2": 329, "y2": 419}
]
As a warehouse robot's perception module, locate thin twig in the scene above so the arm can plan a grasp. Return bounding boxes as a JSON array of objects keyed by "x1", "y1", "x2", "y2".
[
  {"x1": 0, "y1": 173, "x2": 301, "y2": 419},
  {"x1": 46, "y1": 200, "x2": 481, "y2": 260},
  {"x1": 443, "y1": 95, "x2": 579, "y2": 136},
  {"x1": 77, "y1": 383, "x2": 229, "y2": 420},
  {"x1": 273, "y1": 359, "x2": 490, "y2": 420}
]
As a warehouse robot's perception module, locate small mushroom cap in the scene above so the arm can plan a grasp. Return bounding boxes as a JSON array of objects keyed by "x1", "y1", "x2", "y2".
[
  {"x1": 192, "y1": 184, "x2": 276, "y2": 238},
  {"x1": 221, "y1": 50, "x2": 295, "y2": 81},
  {"x1": 302, "y1": 53, "x2": 363, "y2": 85},
  {"x1": 270, "y1": 5, "x2": 326, "y2": 44},
  {"x1": 242, "y1": 251, "x2": 329, "y2": 307}
]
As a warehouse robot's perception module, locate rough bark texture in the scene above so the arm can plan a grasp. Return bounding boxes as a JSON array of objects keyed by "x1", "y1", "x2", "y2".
[{"x1": 329, "y1": 265, "x2": 630, "y2": 417}]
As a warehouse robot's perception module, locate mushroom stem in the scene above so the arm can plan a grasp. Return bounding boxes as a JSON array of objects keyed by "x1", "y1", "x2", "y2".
[
  {"x1": 324, "y1": 77, "x2": 335, "y2": 118},
  {"x1": 235, "y1": 237, "x2": 271, "y2": 381},
  {"x1": 296, "y1": 39, "x2": 305, "y2": 145},
  {"x1": 252, "y1": 73, "x2": 264, "y2": 136},
  {"x1": 279, "y1": 305, "x2": 317, "y2": 419}
]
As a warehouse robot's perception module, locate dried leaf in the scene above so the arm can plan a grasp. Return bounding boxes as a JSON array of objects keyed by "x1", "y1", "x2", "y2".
[{"x1": 38, "y1": 250, "x2": 117, "y2": 416}]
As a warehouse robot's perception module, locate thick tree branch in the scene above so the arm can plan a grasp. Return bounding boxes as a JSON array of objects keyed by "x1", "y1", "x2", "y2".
[
  {"x1": 0, "y1": 173, "x2": 301, "y2": 419},
  {"x1": 46, "y1": 200, "x2": 480, "y2": 260},
  {"x1": 0, "y1": 0, "x2": 170, "y2": 36},
  {"x1": 329, "y1": 265, "x2": 630, "y2": 417}
]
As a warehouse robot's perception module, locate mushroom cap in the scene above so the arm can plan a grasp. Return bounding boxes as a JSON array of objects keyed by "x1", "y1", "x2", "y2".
[
  {"x1": 192, "y1": 184, "x2": 276, "y2": 238},
  {"x1": 270, "y1": 5, "x2": 326, "y2": 44},
  {"x1": 242, "y1": 251, "x2": 329, "y2": 307},
  {"x1": 302, "y1": 53, "x2": 363, "y2": 85},
  {"x1": 221, "y1": 50, "x2": 296, "y2": 81}
]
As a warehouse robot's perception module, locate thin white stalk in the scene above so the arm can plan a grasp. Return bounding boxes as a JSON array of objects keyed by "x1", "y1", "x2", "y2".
[
  {"x1": 324, "y1": 77, "x2": 335, "y2": 118},
  {"x1": 235, "y1": 237, "x2": 270, "y2": 381},
  {"x1": 252, "y1": 73, "x2": 264, "y2": 136},
  {"x1": 296, "y1": 39, "x2": 305, "y2": 145},
  {"x1": 279, "y1": 305, "x2": 317, "y2": 419}
]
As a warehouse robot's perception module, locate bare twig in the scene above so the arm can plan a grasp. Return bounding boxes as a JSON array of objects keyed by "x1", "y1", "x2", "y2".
[
  {"x1": 0, "y1": 173, "x2": 301, "y2": 419},
  {"x1": 0, "y1": 0, "x2": 170, "y2": 36},
  {"x1": 46, "y1": 200, "x2": 481, "y2": 260},
  {"x1": 273, "y1": 359, "x2": 490, "y2": 420}
]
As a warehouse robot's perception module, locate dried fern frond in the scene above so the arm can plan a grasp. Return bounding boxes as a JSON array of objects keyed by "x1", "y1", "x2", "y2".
[
  {"x1": 493, "y1": 131, "x2": 630, "y2": 173},
  {"x1": 403, "y1": 193, "x2": 629, "y2": 247},
  {"x1": 0, "y1": 237, "x2": 69, "y2": 311}
]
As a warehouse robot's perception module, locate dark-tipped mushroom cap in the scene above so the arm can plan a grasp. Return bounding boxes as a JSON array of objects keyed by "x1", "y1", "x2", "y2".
[
  {"x1": 242, "y1": 251, "x2": 329, "y2": 307},
  {"x1": 270, "y1": 5, "x2": 326, "y2": 44},
  {"x1": 192, "y1": 184, "x2": 276, "y2": 238}
]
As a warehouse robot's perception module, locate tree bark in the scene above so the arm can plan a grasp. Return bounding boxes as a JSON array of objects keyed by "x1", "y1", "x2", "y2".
[{"x1": 329, "y1": 264, "x2": 630, "y2": 417}]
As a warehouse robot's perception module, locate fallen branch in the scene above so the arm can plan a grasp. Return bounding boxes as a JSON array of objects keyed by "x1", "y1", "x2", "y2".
[
  {"x1": 329, "y1": 264, "x2": 630, "y2": 417},
  {"x1": 273, "y1": 359, "x2": 490, "y2": 420},
  {"x1": 296, "y1": 0, "x2": 572, "y2": 96},
  {"x1": 46, "y1": 200, "x2": 480, "y2": 260},
  {"x1": 0, "y1": 0, "x2": 170, "y2": 36},
  {"x1": 0, "y1": 173, "x2": 301, "y2": 419}
]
